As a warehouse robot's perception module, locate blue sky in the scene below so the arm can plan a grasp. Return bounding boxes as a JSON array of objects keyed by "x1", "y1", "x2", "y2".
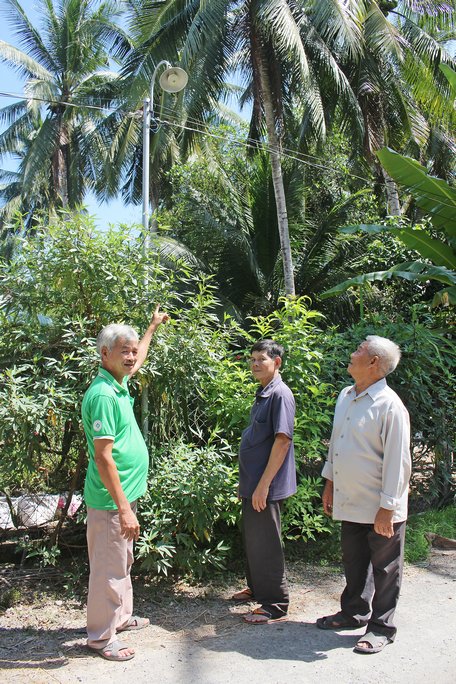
[{"x1": 0, "y1": 0, "x2": 144, "y2": 228}]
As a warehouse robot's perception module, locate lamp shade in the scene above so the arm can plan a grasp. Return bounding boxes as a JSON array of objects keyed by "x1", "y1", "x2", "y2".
[{"x1": 158, "y1": 67, "x2": 188, "y2": 93}]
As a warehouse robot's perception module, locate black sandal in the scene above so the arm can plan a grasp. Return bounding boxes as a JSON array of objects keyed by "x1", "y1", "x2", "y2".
[{"x1": 316, "y1": 612, "x2": 365, "y2": 630}]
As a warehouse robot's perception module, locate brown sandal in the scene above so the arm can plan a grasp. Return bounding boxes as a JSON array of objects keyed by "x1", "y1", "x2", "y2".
[
  {"x1": 243, "y1": 608, "x2": 288, "y2": 624},
  {"x1": 231, "y1": 587, "x2": 254, "y2": 602}
]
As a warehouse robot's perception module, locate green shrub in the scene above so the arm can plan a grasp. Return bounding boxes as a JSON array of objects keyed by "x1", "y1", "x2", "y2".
[
  {"x1": 0, "y1": 587, "x2": 21, "y2": 610},
  {"x1": 282, "y1": 476, "x2": 332, "y2": 541},
  {"x1": 137, "y1": 441, "x2": 240, "y2": 578},
  {"x1": 405, "y1": 505, "x2": 456, "y2": 563}
]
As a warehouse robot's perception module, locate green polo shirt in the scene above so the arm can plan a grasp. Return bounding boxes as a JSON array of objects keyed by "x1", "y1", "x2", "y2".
[{"x1": 82, "y1": 368, "x2": 149, "y2": 510}]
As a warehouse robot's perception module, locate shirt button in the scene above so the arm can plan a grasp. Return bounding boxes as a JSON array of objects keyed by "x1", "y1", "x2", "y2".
[
  {"x1": 346, "y1": 417, "x2": 350, "y2": 420},
  {"x1": 340, "y1": 434, "x2": 344, "y2": 438}
]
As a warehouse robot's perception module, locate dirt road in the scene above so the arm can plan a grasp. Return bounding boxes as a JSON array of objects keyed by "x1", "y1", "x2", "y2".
[{"x1": 1, "y1": 551, "x2": 455, "y2": 684}]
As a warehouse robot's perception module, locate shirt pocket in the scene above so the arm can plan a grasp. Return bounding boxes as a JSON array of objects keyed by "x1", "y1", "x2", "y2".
[{"x1": 253, "y1": 402, "x2": 269, "y2": 424}]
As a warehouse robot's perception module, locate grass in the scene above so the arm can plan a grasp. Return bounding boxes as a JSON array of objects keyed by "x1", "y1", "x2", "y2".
[
  {"x1": 286, "y1": 505, "x2": 456, "y2": 566},
  {"x1": 405, "y1": 504, "x2": 456, "y2": 563}
]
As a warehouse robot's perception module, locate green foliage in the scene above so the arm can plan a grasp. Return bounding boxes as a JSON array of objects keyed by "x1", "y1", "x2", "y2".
[
  {"x1": 249, "y1": 297, "x2": 335, "y2": 463},
  {"x1": 136, "y1": 442, "x2": 240, "y2": 578},
  {"x1": 0, "y1": 212, "x2": 226, "y2": 491},
  {"x1": 0, "y1": 0, "x2": 127, "y2": 222},
  {"x1": 1, "y1": 212, "x2": 453, "y2": 579},
  {"x1": 18, "y1": 540, "x2": 61, "y2": 568},
  {"x1": 282, "y1": 477, "x2": 332, "y2": 541},
  {"x1": 142, "y1": 278, "x2": 245, "y2": 445},
  {"x1": 0, "y1": 586, "x2": 21, "y2": 610},
  {"x1": 200, "y1": 296, "x2": 335, "y2": 464},
  {"x1": 405, "y1": 506, "x2": 456, "y2": 563},
  {"x1": 376, "y1": 148, "x2": 456, "y2": 238}
]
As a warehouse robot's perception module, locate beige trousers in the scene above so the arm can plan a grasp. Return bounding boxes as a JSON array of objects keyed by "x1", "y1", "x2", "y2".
[{"x1": 86, "y1": 503, "x2": 136, "y2": 648}]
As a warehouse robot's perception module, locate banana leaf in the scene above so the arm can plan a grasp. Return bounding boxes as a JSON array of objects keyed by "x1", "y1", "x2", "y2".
[
  {"x1": 321, "y1": 261, "x2": 456, "y2": 299},
  {"x1": 376, "y1": 148, "x2": 456, "y2": 238},
  {"x1": 340, "y1": 223, "x2": 455, "y2": 269}
]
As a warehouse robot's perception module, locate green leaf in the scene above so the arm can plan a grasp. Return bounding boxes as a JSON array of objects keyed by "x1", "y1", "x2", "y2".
[
  {"x1": 376, "y1": 148, "x2": 456, "y2": 238},
  {"x1": 432, "y1": 285, "x2": 456, "y2": 307},
  {"x1": 321, "y1": 261, "x2": 456, "y2": 298},
  {"x1": 393, "y1": 228, "x2": 455, "y2": 268},
  {"x1": 439, "y1": 64, "x2": 456, "y2": 96}
]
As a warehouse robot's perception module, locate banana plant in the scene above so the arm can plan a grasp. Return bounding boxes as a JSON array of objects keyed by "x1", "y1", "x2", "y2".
[{"x1": 322, "y1": 147, "x2": 456, "y2": 307}]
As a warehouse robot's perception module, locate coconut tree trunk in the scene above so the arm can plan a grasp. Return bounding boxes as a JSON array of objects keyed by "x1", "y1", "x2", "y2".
[
  {"x1": 257, "y1": 48, "x2": 295, "y2": 296},
  {"x1": 382, "y1": 168, "x2": 401, "y2": 216},
  {"x1": 52, "y1": 120, "x2": 69, "y2": 208}
]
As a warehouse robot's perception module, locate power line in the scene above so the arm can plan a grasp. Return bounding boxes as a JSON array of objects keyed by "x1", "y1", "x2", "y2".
[
  {"x1": 0, "y1": 89, "x2": 455, "y2": 209},
  {"x1": 0, "y1": 87, "x2": 370, "y2": 180}
]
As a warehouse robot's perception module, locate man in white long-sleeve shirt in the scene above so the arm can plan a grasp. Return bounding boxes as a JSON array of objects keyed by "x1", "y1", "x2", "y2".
[{"x1": 317, "y1": 335, "x2": 411, "y2": 655}]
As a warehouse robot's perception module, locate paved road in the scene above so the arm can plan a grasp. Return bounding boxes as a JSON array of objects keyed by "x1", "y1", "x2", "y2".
[{"x1": 1, "y1": 552, "x2": 455, "y2": 684}]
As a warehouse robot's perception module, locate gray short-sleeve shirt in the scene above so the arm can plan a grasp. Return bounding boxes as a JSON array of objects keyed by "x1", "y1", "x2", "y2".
[{"x1": 239, "y1": 375, "x2": 297, "y2": 500}]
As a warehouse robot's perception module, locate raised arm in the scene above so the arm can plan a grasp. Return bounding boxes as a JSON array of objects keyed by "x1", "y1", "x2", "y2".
[{"x1": 128, "y1": 304, "x2": 170, "y2": 377}]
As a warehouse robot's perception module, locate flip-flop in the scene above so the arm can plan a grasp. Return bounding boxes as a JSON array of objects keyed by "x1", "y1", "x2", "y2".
[
  {"x1": 243, "y1": 608, "x2": 288, "y2": 625},
  {"x1": 354, "y1": 631, "x2": 392, "y2": 654},
  {"x1": 117, "y1": 615, "x2": 150, "y2": 632},
  {"x1": 231, "y1": 588, "x2": 254, "y2": 602},
  {"x1": 316, "y1": 612, "x2": 365, "y2": 630},
  {"x1": 90, "y1": 640, "x2": 135, "y2": 662}
]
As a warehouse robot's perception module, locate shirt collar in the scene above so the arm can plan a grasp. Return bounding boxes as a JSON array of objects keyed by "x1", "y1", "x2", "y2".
[
  {"x1": 347, "y1": 377, "x2": 387, "y2": 400},
  {"x1": 97, "y1": 367, "x2": 128, "y2": 394},
  {"x1": 256, "y1": 374, "x2": 282, "y2": 398}
]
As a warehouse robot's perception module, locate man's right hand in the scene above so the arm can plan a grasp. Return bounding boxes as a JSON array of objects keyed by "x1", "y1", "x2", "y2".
[
  {"x1": 322, "y1": 480, "x2": 334, "y2": 516},
  {"x1": 119, "y1": 506, "x2": 140, "y2": 541}
]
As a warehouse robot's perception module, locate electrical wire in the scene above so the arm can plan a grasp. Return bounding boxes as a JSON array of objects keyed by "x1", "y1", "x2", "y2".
[
  {"x1": 0, "y1": 87, "x2": 370, "y2": 179},
  {"x1": 0, "y1": 88, "x2": 455, "y2": 210}
]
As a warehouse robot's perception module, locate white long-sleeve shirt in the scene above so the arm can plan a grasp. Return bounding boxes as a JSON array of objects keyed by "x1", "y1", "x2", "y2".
[{"x1": 322, "y1": 378, "x2": 411, "y2": 524}]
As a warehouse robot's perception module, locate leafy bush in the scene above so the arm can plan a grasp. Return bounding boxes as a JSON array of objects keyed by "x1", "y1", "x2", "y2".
[
  {"x1": 136, "y1": 441, "x2": 240, "y2": 577},
  {"x1": 405, "y1": 506, "x2": 456, "y2": 563},
  {"x1": 1, "y1": 213, "x2": 453, "y2": 578},
  {"x1": 281, "y1": 477, "x2": 332, "y2": 541},
  {"x1": 0, "y1": 214, "x2": 241, "y2": 493},
  {"x1": 201, "y1": 296, "x2": 335, "y2": 465}
]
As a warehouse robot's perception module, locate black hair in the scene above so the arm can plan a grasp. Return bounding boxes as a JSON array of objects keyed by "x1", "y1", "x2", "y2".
[{"x1": 251, "y1": 339, "x2": 284, "y2": 359}]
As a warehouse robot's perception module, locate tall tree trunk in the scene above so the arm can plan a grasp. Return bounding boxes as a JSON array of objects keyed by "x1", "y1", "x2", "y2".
[
  {"x1": 382, "y1": 168, "x2": 401, "y2": 216},
  {"x1": 257, "y1": 48, "x2": 295, "y2": 296},
  {"x1": 53, "y1": 121, "x2": 69, "y2": 208}
]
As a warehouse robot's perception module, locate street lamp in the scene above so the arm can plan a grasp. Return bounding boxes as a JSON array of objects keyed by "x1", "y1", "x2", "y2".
[
  {"x1": 142, "y1": 61, "x2": 188, "y2": 234},
  {"x1": 141, "y1": 61, "x2": 188, "y2": 439}
]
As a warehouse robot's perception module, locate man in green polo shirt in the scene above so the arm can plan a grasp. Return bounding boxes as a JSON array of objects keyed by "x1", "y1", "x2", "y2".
[{"x1": 82, "y1": 305, "x2": 169, "y2": 662}]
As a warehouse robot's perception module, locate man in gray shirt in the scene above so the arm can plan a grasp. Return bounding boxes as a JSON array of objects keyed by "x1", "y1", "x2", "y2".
[
  {"x1": 232, "y1": 339, "x2": 296, "y2": 624},
  {"x1": 317, "y1": 335, "x2": 411, "y2": 654}
]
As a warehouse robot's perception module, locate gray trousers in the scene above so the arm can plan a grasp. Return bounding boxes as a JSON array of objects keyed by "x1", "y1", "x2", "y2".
[
  {"x1": 242, "y1": 498, "x2": 289, "y2": 618},
  {"x1": 340, "y1": 520, "x2": 406, "y2": 640}
]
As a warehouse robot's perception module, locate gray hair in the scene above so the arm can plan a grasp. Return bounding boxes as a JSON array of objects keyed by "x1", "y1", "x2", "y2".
[
  {"x1": 96, "y1": 324, "x2": 139, "y2": 357},
  {"x1": 365, "y1": 335, "x2": 401, "y2": 376}
]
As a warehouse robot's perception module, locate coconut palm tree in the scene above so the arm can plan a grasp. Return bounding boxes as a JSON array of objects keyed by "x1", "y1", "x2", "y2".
[
  {"x1": 0, "y1": 0, "x2": 129, "y2": 221},
  {"x1": 121, "y1": 0, "x2": 455, "y2": 294},
  {"x1": 122, "y1": 0, "x2": 367, "y2": 296}
]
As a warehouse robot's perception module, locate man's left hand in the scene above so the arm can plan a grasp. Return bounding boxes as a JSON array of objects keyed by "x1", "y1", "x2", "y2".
[
  {"x1": 252, "y1": 484, "x2": 269, "y2": 512},
  {"x1": 151, "y1": 304, "x2": 170, "y2": 327},
  {"x1": 374, "y1": 507, "x2": 394, "y2": 538}
]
